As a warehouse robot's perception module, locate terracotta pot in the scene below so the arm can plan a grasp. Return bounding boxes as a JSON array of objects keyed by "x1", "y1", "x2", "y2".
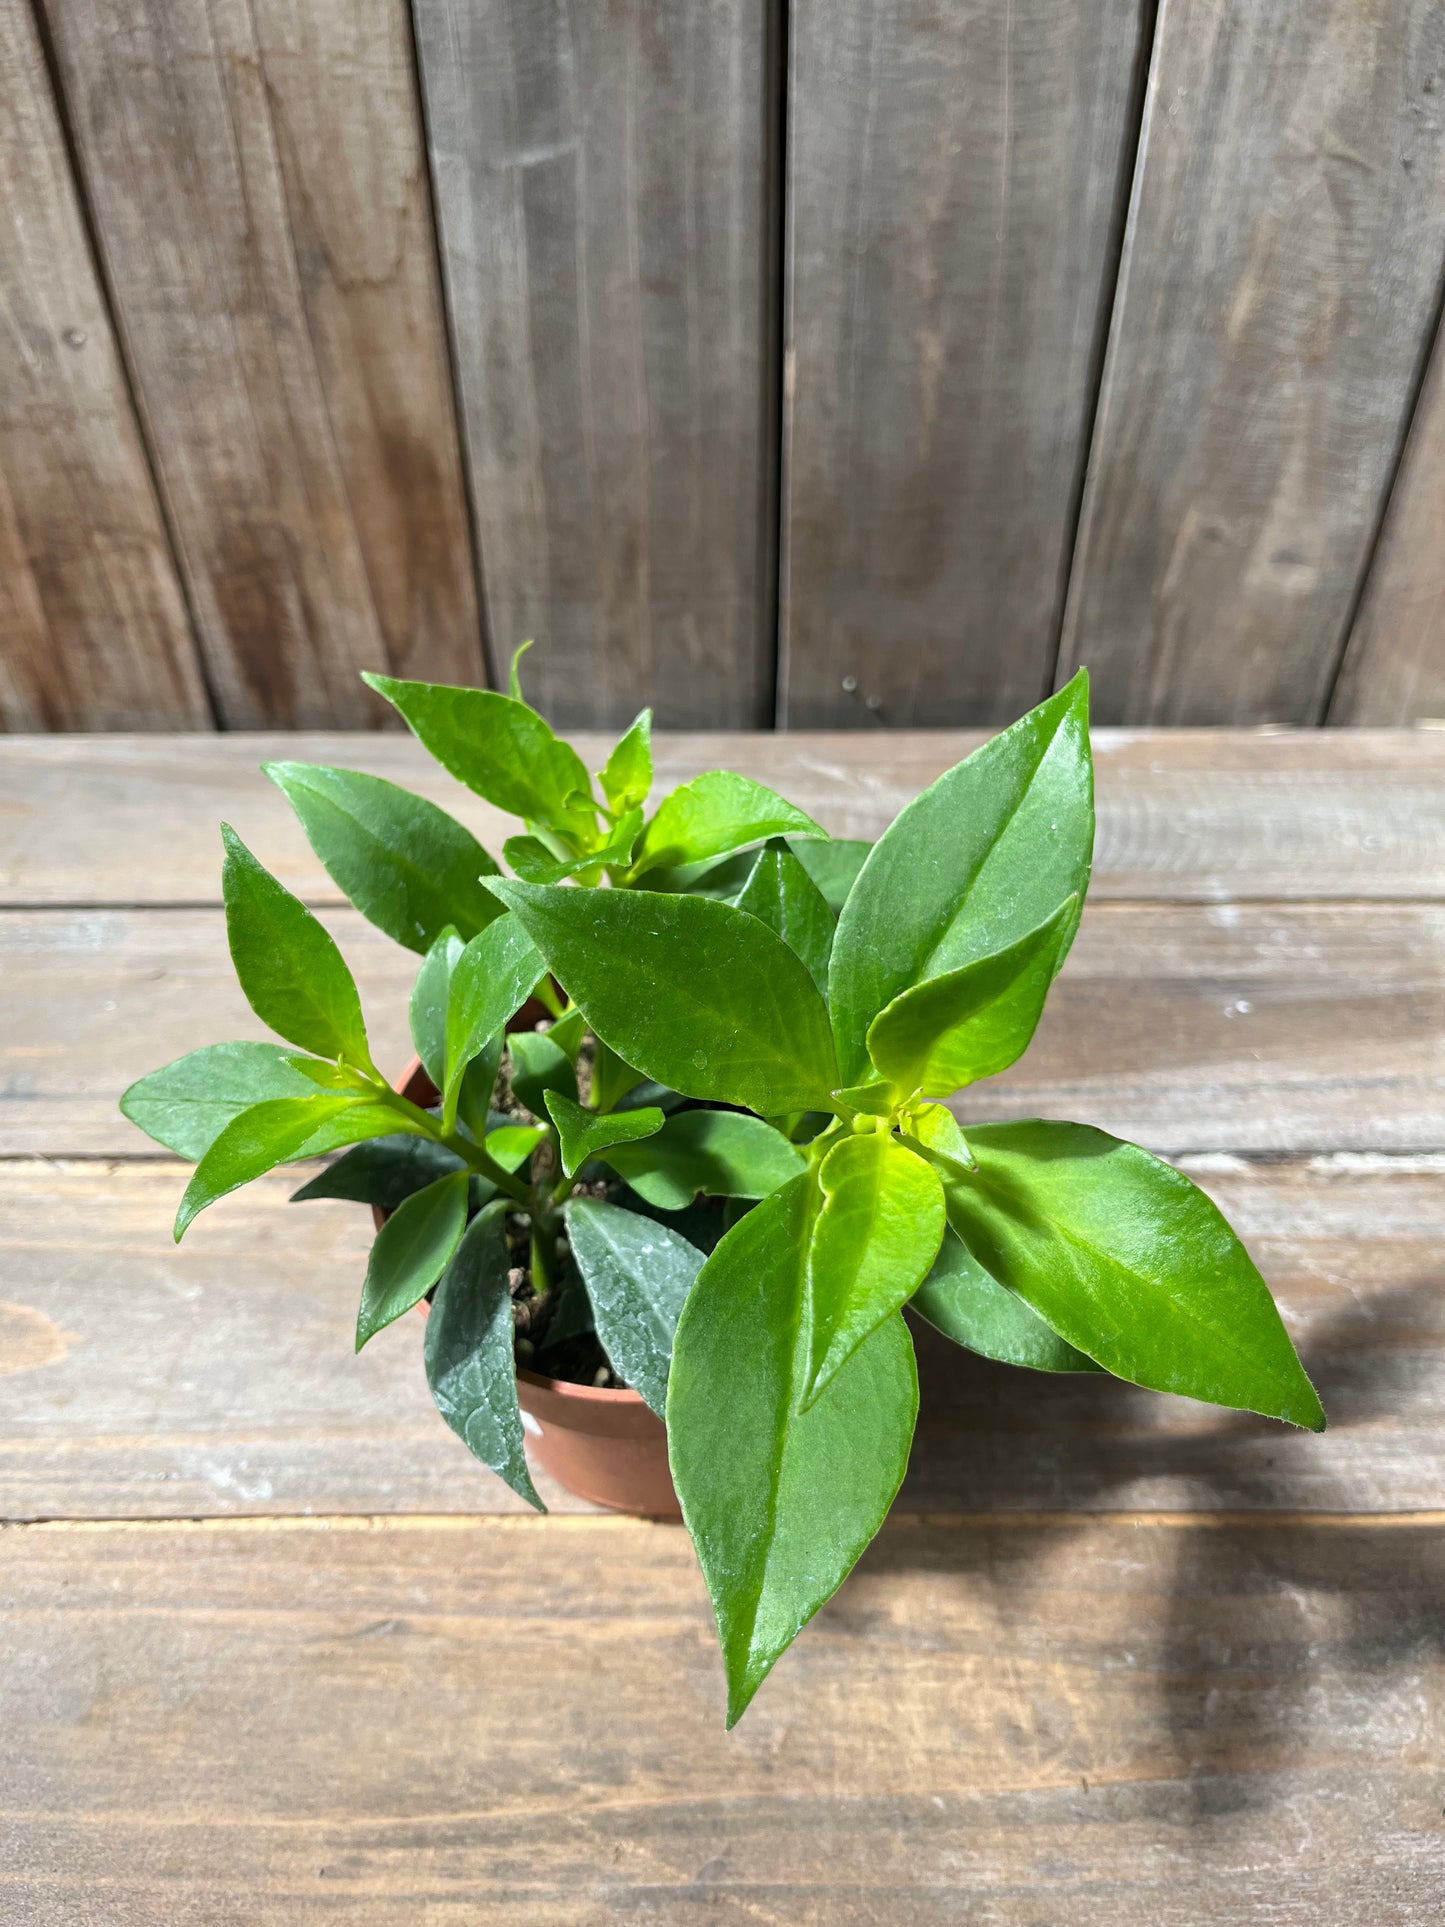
[{"x1": 379, "y1": 1051, "x2": 681, "y2": 1520}]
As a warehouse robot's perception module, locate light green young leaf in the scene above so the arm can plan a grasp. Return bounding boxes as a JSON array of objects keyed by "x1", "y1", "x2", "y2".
[
  {"x1": 802, "y1": 1131, "x2": 945, "y2": 1406},
  {"x1": 355, "y1": 1168, "x2": 470, "y2": 1349},
  {"x1": 120, "y1": 1041, "x2": 331, "y2": 1160},
  {"x1": 487, "y1": 880, "x2": 838, "y2": 1116},
  {"x1": 263, "y1": 762, "x2": 502, "y2": 955},
  {"x1": 544, "y1": 1091, "x2": 664, "y2": 1179},
  {"x1": 443, "y1": 915, "x2": 545, "y2": 1106},
  {"x1": 832, "y1": 1080, "x2": 898, "y2": 1117},
  {"x1": 507, "y1": 638, "x2": 534, "y2": 701},
  {"x1": 174, "y1": 1095, "x2": 405, "y2": 1238},
  {"x1": 734, "y1": 839, "x2": 835, "y2": 997},
  {"x1": 290, "y1": 1136, "x2": 477, "y2": 1211},
  {"x1": 546, "y1": 1006, "x2": 587, "y2": 1062},
  {"x1": 629, "y1": 771, "x2": 826, "y2": 880},
  {"x1": 484, "y1": 1123, "x2": 545, "y2": 1171},
  {"x1": 866, "y1": 898, "x2": 1075, "y2": 1097},
  {"x1": 410, "y1": 927, "x2": 464, "y2": 1090},
  {"x1": 591, "y1": 1037, "x2": 643, "y2": 1114},
  {"x1": 902, "y1": 1101, "x2": 976, "y2": 1174},
  {"x1": 912, "y1": 1226, "x2": 1101, "y2": 1373},
  {"x1": 425, "y1": 1203, "x2": 543, "y2": 1509},
  {"x1": 790, "y1": 838, "x2": 871, "y2": 914},
  {"x1": 945, "y1": 1121, "x2": 1325, "y2": 1429},
  {"x1": 668, "y1": 1174, "x2": 918, "y2": 1726},
  {"x1": 601, "y1": 1109, "x2": 804, "y2": 1209},
  {"x1": 221, "y1": 825, "x2": 371, "y2": 1067},
  {"x1": 566, "y1": 1199, "x2": 704, "y2": 1416},
  {"x1": 507, "y1": 1029, "x2": 577, "y2": 1114},
  {"x1": 599, "y1": 709, "x2": 653, "y2": 815},
  {"x1": 829, "y1": 673, "x2": 1093, "y2": 1082}
]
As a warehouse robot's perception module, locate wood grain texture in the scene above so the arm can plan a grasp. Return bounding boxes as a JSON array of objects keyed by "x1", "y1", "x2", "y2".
[
  {"x1": 39, "y1": 0, "x2": 483, "y2": 727},
  {"x1": 0, "y1": 0, "x2": 206, "y2": 732},
  {"x1": 778, "y1": 0, "x2": 1146, "y2": 726},
  {"x1": 1331, "y1": 307, "x2": 1445, "y2": 723},
  {"x1": 412, "y1": 0, "x2": 773, "y2": 731},
  {"x1": 6, "y1": 727, "x2": 1445, "y2": 906},
  {"x1": 2, "y1": 1156, "x2": 1442, "y2": 1520},
  {"x1": 2, "y1": 1513, "x2": 1442, "y2": 1922},
  {"x1": 1059, "y1": 0, "x2": 1445, "y2": 723}
]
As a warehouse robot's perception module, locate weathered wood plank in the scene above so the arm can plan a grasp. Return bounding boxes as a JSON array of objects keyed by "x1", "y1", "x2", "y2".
[
  {"x1": 6, "y1": 900, "x2": 1440, "y2": 1158},
  {"x1": 779, "y1": 0, "x2": 1146, "y2": 727},
  {"x1": 1058, "y1": 0, "x2": 1445, "y2": 723},
  {"x1": 1331, "y1": 308, "x2": 1445, "y2": 724},
  {"x1": 5, "y1": 728, "x2": 1445, "y2": 906},
  {"x1": 2, "y1": 1513, "x2": 1441, "y2": 1921},
  {"x1": 39, "y1": 0, "x2": 483, "y2": 726},
  {"x1": 2, "y1": 1157, "x2": 1441, "y2": 1519},
  {"x1": 412, "y1": 0, "x2": 773, "y2": 731},
  {"x1": 0, "y1": 0, "x2": 207, "y2": 731}
]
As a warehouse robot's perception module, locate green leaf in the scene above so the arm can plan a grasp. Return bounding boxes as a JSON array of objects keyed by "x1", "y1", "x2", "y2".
[
  {"x1": 455, "y1": 1036, "x2": 503, "y2": 1143},
  {"x1": 945, "y1": 1121, "x2": 1325, "y2": 1429},
  {"x1": 790, "y1": 838, "x2": 871, "y2": 914},
  {"x1": 502, "y1": 835, "x2": 578, "y2": 884},
  {"x1": 487, "y1": 880, "x2": 838, "y2": 1116},
  {"x1": 120, "y1": 1041, "x2": 330, "y2": 1160},
  {"x1": 629, "y1": 771, "x2": 826, "y2": 880},
  {"x1": 507, "y1": 1029, "x2": 578, "y2": 1114},
  {"x1": 484, "y1": 1122, "x2": 545, "y2": 1172},
  {"x1": 912, "y1": 1226, "x2": 1101, "y2": 1373},
  {"x1": 832, "y1": 1080, "x2": 897, "y2": 1118},
  {"x1": 601, "y1": 1108, "x2": 804, "y2": 1209},
  {"x1": 668, "y1": 1175, "x2": 918, "y2": 1725},
  {"x1": 410, "y1": 928, "x2": 464, "y2": 1090},
  {"x1": 174, "y1": 1095, "x2": 404, "y2": 1238},
  {"x1": 803, "y1": 1131, "x2": 944, "y2": 1405},
  {"x1": 355, "y1": 1168, "x2": 470, "y2": 1349},
  {"x1": 902, "y1": 1101, "x2": 976, "y2": 1175},
  {"x1": 362, "y1": 674, "x2": 598, "y2": 849},
  {"x1": 263, "y1": 762, "x2": 502, "y2": 955},
  {"x1": 566, "y1": 1199, "x2": 704, "y2": 1416},
  {"x1": 734, "y1": 839, "x2": 835, "y2": 997},
  {"x1": 290, "y1": 1136, "x2": 476, "y2": 1210},
  {"x1": 425, "y1": 1204, "x2": 544, "y2": 1509},
  {"x1": 507, "y1": 638, "x2": 534, "y2": 702},
  {"x1": 221, "y1": 825, "x2": 372, "y2": 1067},
  {"x1": 866, "y1": 898, "x2": 1075, "y2": 1098},
  {"x1": 829, "y1": 673, "x2": 1093, "y2": 1083},
  {"x1": 546, "y1": 1006, "x2": 587, "y2": 1062},
  {"x1": 544, "y1": 1091, "x2": 664, "y2": 1179},
  {"x1": 591, "y1": 1037, "x2": 643, "y2": 1114},
  {"x1": 443, "y1": 914, "x2": 545, "y2": 1107},
  {"x1": 599, "y1": 710, "x2": 653, "y2": 815}
]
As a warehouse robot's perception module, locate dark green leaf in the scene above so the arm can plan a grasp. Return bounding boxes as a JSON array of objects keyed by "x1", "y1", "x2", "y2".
[
  {"x1": 425, "y1": 1204, "x2": 544, "y2": 1509},
  {"x1": 487, "y1": 880, "x2": 838, "y2": 1115},
  {"x1": 668, "y1": 1174, "x2": 918, "y2": 1725},
  {"x1": 175, "y1": 1095, "x2": 404, "y2": 1238},
  {"x1": 443, "y1": 914, "x2": 545, "y2": 1105},
  {"x1": 543, "y1": 1091, "x2": 664, "y2": 1179},
  {"x1": 599, "y1": 710, "x2": 653, "y2": 815},
  {"x1": 289, "y1": 1135, "x2": 476, "y2": 1210},
  {"x1": 507, "y1": 1029, "x2": 578, "y2": 1114},
  {"x1": 945, "y1": 1121, "x2": 1325, "y2": 1429},
  {"x1": 263, "y1": 762, "x2": 502, "y2": 955},
  {"x1": 502, "y1": 835, "x2": 578, "y2": 884},
  {"x1": 355, "y1": 1168, "x2": 470, "y2": 1349},
  {"x1": 829, "y1": 673, "x2": 1093, "y2": 1082},
  {"x1": 912, "y1": 1226, "x2": 1101, "y2": 1373},
  {"x1": 120, "y1": 1040, "x2": 329, "y2": 1160},
  {"x1": 790, "y1": 838, "x2": 871, "y2": 914},
  {"x1": 629, "y1": 771, "x2": 826, "y2": 880},
  {"x1": 566, "y1": 1199, "x2": 704, "y2": 1416},
  {"x1": 222, "y1": 825, "x2": 372, "y2": 1067},
  {"x1": 410, "y1": 928, "x2": 463, "y2": 1090},
  {"x1": 865, "y1": 898, "x2": 1075, "y2": 1097},
  {"x1": 734, "y1": 839, "x2": 835, "y2": 997},
  {"x1": 455, "y1": 1035, "x2": 502, "y2": 1143},
  {"x1": 601, "y1": 1109, "x2": 804, "y2": 1209}
]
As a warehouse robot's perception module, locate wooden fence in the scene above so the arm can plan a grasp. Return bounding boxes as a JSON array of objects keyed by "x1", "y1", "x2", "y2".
[{"x1": 3, "y1": 0, "x2": 1443, "y2": 732}]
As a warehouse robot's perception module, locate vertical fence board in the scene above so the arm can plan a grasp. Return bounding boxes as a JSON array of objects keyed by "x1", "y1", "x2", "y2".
[
  {"x1": 412, "y1": 0, "x2": 773, "y2": 732},
  {"x1": 0, "y1": 0, "x2": 207, "y2": 731},
  {"x1": 777, "y1": 0, "x2": 1147, "y2": 728},
  {"x1": 1330, "y1": 306, "x2": 1445, "y2": 724},
  {"x1": 1059, "y1": 0, "x2": 1445, "y2": 725},
  {"x1": 40, "y1": 0, "x2": 483, "y2": 728}
]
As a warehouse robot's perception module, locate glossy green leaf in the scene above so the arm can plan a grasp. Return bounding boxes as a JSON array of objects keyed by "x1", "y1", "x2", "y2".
[
  {"x1": 355, "y1": 1168, "x2": 470, "y2": 1349},
  {"x1": 290, "y1": 1135, "x2": 476, "y2": 1210},
  {"x1": 629, "y1": 771, "x2": 826, "y2": 880},
  {"x1": 362, "y1": 674, "x2": 598, "y2": 848},
  {"x1": 546, "y1": 1006, "x2": 587, "y2": 1062},
  {"x1": 455, "y1": 1035, "x2": 502, "y2": 1144},
  {"x1": 543, "y1": 1091, "x2": 664, "y2": 1179},
  {"x1": 174, "y1": 1095, "x2": 405, "y2": 1238},
  {"x1": 484, "y1": 1123, "x2": 545, "y2": 1172},
  {"x1": 832, "y1": 1080, "x2": 897, "y2": 1118},
  {"x1": 566, "y1": 1199, "x2": 704, "y2": 1416},
  {"x1": 221, "y1": 825, "x2": 371, "y2": 1067},
  {"x1": 410, "y1": 928, "x2": 464, "y2": 1090},
  {"x1": 502, "y1": 835, "x2": 578, "y2": 885},
  {"x1": 866, "y1": 898, "x2": 1075, "y2": 1097},
  {"x1": 591, "y1": 1038, "x2": 643, "y2": 1114},
  {"x1": 443, "y1": 914, "x2": 545, "y2": 1104},
  {"x1": 734, "y1": 839, "x2": 835, "y2": 996},
  {"x1": 487, "y1": 880, "x2": 838, "y2": 1115},
  {"x1": 599, "y1": 709, "x2": 653, "y2": 815},
  {"x1": 829, "y1": 673, "x2": 1093, "y2": 1082},
  {"x1": 945, "y1": 1121, "x2": 1325, "y2": 1429},
  {"x1": 902, "y1": 1101, "x2": 976, "y2": 1175},
  {"x1": 601, "y1": 1108, "x2": 804, "y2": 1209},
  {"x1": 790, "y1": 838, "x2": 871, "y2": 914},
  {"x1": 263, "y1": 762, "x2": 502, "y2": 955},
  {"x1": 120, "y1": 1041, "x2": 329, "y2": 1160},
  {"x1": 912, "y1": 1226, "x2": 1100, "y2": 1373},
  {"x1": 507, "y1": 1029, "x2": 578, "y2": 1114},
  {"x1": 507, "y1": 638, "x2": 533, "y2": 702},
  {"x1": 668, "y1": 1175, "x2": 918, "y2": 1725},
  {"x1": 803, "y1": 1131, "x2": 944, "y2": 1405}
]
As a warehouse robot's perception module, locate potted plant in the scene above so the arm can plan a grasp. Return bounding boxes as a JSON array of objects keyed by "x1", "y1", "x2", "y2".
[{"x1": 122, "y1": 654, "x2": 1324, "y2": 1726}]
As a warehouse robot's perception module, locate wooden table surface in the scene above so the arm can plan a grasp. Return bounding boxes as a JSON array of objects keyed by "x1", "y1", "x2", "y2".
[{"x1": 3, "y1": 727, "x2": 1443, "y2": 1924}]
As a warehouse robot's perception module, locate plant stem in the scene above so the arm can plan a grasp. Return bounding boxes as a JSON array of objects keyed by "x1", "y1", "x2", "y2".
[{"x1": 364, "y1": 1075, "x2": 532, "y2": 1205}]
